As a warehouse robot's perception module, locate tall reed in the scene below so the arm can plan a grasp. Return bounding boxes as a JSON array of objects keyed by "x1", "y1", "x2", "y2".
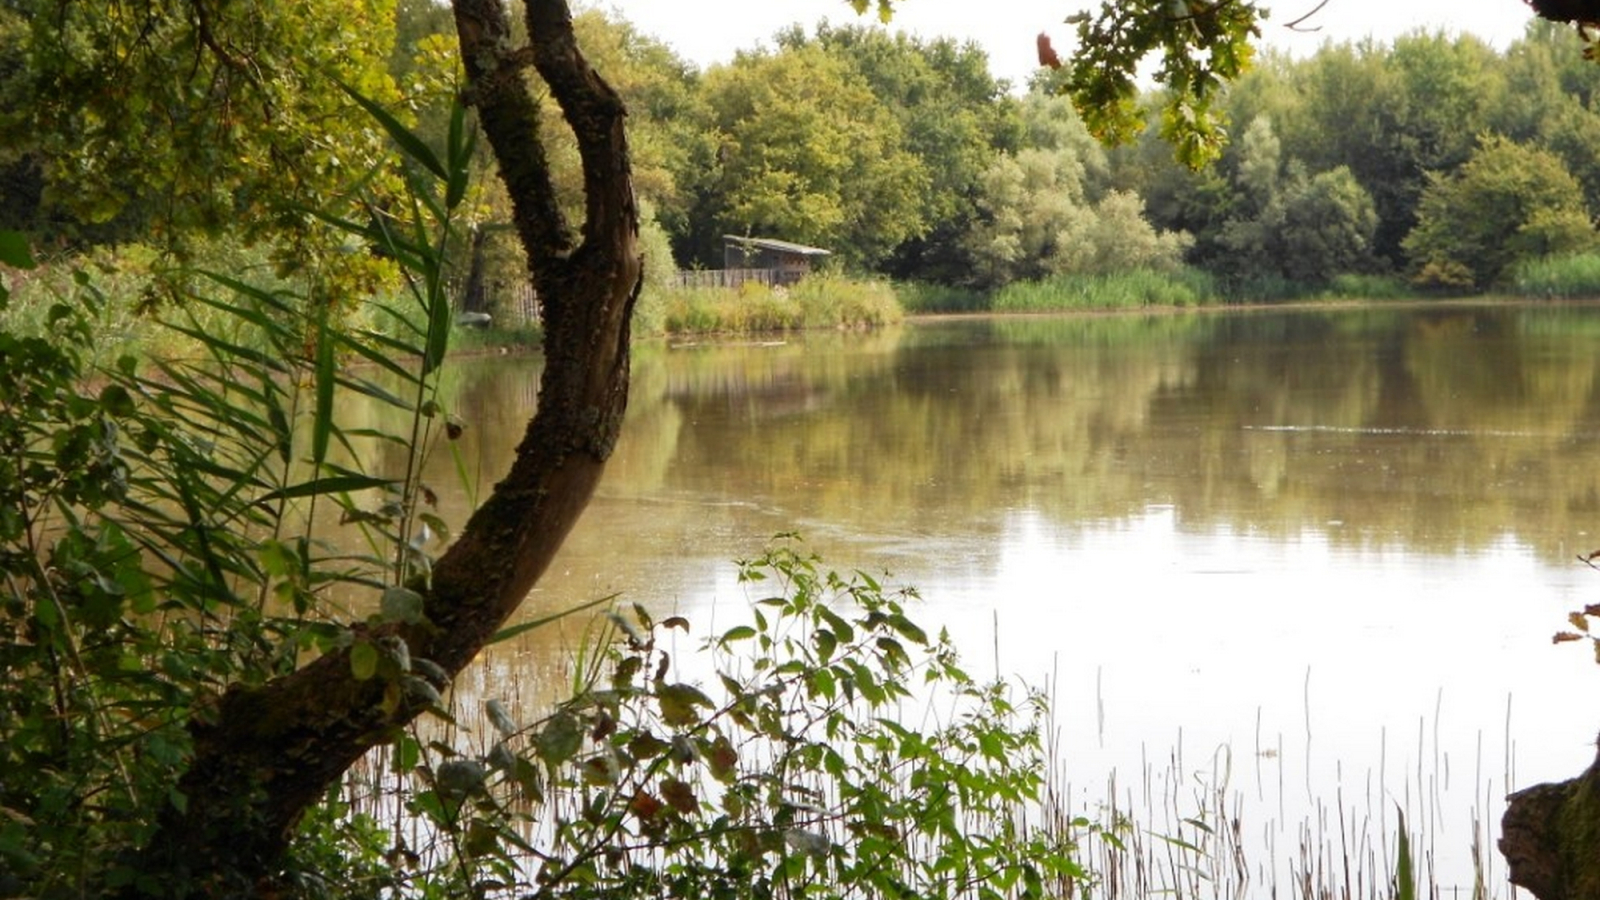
[{"x1": 992, "y1": 268, "x2": 1221, "y2": 312}]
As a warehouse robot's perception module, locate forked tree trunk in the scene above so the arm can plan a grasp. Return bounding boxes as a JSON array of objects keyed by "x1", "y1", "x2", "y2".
[{"x1": 125, "y1": 0, "x2": 640, "y2": 892}]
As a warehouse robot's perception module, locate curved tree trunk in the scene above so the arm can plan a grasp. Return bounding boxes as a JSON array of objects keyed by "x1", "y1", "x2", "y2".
[{"x1": 126, "y1": 0, "x2": 640, "y2": 891}]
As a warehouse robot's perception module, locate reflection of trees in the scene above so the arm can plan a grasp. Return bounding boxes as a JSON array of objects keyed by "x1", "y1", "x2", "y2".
[
  {"x1": 642, "y1": 309, "x2": 1600, "y2": 561},
  {"x1": 369, "y1": 308, "x2": 1600, "y2": 604}
]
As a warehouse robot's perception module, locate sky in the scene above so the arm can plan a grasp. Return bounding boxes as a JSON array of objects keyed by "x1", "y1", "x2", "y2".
[{"x1": 598, "y1": 0, "x2": 1540, "y2": 90}]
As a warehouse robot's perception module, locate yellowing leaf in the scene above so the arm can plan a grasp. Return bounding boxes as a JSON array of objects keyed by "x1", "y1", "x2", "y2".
[{"x1": 350, "y1": 640, "x2": 379, "y2": 680}]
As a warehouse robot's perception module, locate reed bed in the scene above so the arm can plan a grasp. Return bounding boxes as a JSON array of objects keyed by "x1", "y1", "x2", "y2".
[
  {"x1": 654, "y1": 274, "x2": 903, "y2": 335},
  {"x1": 1032, "y1": 675, "x2": 1508, "y2": 900}
]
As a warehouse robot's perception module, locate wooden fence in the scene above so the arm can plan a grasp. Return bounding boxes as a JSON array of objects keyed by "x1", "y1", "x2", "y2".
[
  {"x1": 464, "y1": 268, "x2": 806, "y2": 326},
  {"x1": 673, "y1": 268, "x2": 797, "y2": 289}
]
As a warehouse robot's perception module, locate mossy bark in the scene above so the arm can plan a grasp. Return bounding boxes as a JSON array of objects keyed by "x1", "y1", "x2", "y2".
[
  {"x1": 1502, "y1": 753, "x2": 1600, "y2": 900},
  {"x1": 122, "y1": 0, "x2": 640, "y2": 892}
]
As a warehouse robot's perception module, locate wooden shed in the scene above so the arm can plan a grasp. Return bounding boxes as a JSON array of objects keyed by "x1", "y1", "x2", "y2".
[{"x1": 721, "y1": 236, "x2": 831, "y2": 286}]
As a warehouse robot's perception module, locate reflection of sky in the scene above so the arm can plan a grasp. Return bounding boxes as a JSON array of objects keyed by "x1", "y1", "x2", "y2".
[
  {"x1": 516, "y1": 511, "x2": 1594, "y2": 895},
  {"x1": 670, "y1": 507, "x2": 1600, "y2": 895}
]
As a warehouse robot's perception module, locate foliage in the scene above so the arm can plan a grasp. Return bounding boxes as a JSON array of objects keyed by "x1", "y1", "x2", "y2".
[
  {"x1": 1049, "y1": 0, "x2": 1265, "y2": 168},
  {"x1": 1403, "y1": 135, "x2": 1599, "y2": 290},
  {"x1": 776, "y1": 23, "x2": 1022, "y2": 283},
  {"x1": 360, "y1": 536, "x2": 1085, "y2": 900},
  {"x1": 0, "y1": 0, "x2": 406, "y2": 254},
  {"x1": 692, "y1": 44, "x2": 929, "y2": 270},
  {"x1": 0, "y1": 94, "x2": 479, "y2": 896},
  {"x1": 964, "y1": 138, "x2": 1190, "y2": 289},
  {"x1": 1219, "y1": 160, "x2": 1380, "y2": 285}
]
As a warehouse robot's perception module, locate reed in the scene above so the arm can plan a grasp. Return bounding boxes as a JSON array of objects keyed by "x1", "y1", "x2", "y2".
[
  {"x1": 895, "y1": 281, "x2": 989, "y2": 314},
  {"x1": 992, "y1": 268, "x2": 1222, "y2": 312},
  {"x1": 1509, "y1": 251, "x2": 1600, "y2": 299},
  {"x1": 655, "y1": 274, "x2": 902, "y2": 336}
]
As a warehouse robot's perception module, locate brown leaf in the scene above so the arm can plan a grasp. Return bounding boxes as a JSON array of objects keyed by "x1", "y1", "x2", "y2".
[
  {"x1": 1554, "y1": 631, "x2": 1585, "y2": 644},
  {"x1": 629, "y1": 791, "x2": 663, "y2": 820},
  {"x1": 661, "y1": 778, "x2": 699, "y2": 814},
  {"x1": 660, "y1": 615, "x2": 690, "y2": 632},
  {"x1": 1037, "y1": 32, "x2": 1062, "y2": 69},
  {"x1": 1571, "y1": 612, "x2": 1592, "y2": 633}
]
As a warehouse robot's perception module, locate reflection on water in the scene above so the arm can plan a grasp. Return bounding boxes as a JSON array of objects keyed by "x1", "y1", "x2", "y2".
[{"x1": 406, "y1": 304, "x2": 1600, "y2": 894}]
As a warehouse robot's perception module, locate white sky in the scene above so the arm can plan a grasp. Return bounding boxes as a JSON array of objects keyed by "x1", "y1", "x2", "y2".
[{"x1": 596, "y1": 0, "x2": 1539, "y2": 90}]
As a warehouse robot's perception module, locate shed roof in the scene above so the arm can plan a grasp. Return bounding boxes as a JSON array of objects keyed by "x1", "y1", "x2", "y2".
[{"x1": 722, "y1": 235, "x2": 832, "y2": 257}]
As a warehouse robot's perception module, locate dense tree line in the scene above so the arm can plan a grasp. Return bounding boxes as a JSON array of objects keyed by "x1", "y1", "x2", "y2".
[
  {"x1": 562, "y1": 13, "x2": 1600, "y2": 296},
  {"x1": 9, "y1": 5, "x2": 1599, "y2": 298}
]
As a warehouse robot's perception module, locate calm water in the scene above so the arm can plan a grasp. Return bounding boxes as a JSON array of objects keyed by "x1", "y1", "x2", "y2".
[{"x1": 423, "y1": 304, "x2": 1600, "y2": 894}]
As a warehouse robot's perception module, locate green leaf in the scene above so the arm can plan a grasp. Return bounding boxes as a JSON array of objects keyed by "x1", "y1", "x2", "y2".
[
  {"x1": 817, "y1": 605, "x2": 855, "y2": 643},
  {"x1": 337, "y1": 80, "x2": 446, "y2": 180},
  {"x1": 1395, "y1": 808, "x2": 1416, "y2": 900},
  {"x1": 0, "y1": 230, "x2": 37, "y2": 269},
  {"x1": 380, "y1": 586, "x2": 427, "y2": 624},
  {"x1": 538, "y1": 711, "x2": 583, "y2": 767},
  {"x1": 657, "y1": 683, "x2": 714, "y2": 727},
  {"x1": 490, "y1": 593, "x2": 615, "y2": 644},
  {"x1": 719, "y1": 624, "x2": 757, "y2": 645},
  {"x1": 887, "y1": 613, "x2": 928, "y2": 646},
  {"x1": 98, "y1": 384, "x2": 136, "y2": 417},
  {"x1": 351, "y1": 640, "x2": 380, "y2": 681},
  {"x1": 311, "y1": 312, "x2": 336, "y2": 470},
  {"x1": 258, "y1": 474, "x2": 393, "y2": 503},
  {"x1": 445, "y1": 101, "x2": 473, "y2": 209}
]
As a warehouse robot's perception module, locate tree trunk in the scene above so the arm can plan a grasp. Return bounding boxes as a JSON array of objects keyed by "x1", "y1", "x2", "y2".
[
  {"x1": 1502, "y1": 746, "x2": 1600, "y2": 900},
  {"x1": 125, "y1": 0, "x2": 640, "y2": 892}
]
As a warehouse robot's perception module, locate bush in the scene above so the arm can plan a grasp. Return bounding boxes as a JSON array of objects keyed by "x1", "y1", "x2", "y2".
[{"x1": 344, "y1": 536, "x2": 1087, "y2": 900}]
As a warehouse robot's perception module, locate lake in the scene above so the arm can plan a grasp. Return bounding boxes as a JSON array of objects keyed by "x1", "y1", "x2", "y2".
[{"x1": 422, "y1": 303, "x2": 1600, "y2": 896}]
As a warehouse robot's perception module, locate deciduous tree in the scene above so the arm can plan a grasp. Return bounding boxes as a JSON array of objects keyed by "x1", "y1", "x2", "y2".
[{"x1": 1403, "y1": 135, "x2": 1596, "y2": 288}]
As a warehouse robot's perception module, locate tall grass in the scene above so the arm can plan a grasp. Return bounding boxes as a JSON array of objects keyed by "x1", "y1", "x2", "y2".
[
  {"x1": 655, "y1": 274, "x2": 902, "y2": 336},
  {"x1": 992, "y1": 268, "x2": 1222, "y2": 312},
  {"x1": 1509, "y1": 252, "x2": 1600, "y2": 299}
]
